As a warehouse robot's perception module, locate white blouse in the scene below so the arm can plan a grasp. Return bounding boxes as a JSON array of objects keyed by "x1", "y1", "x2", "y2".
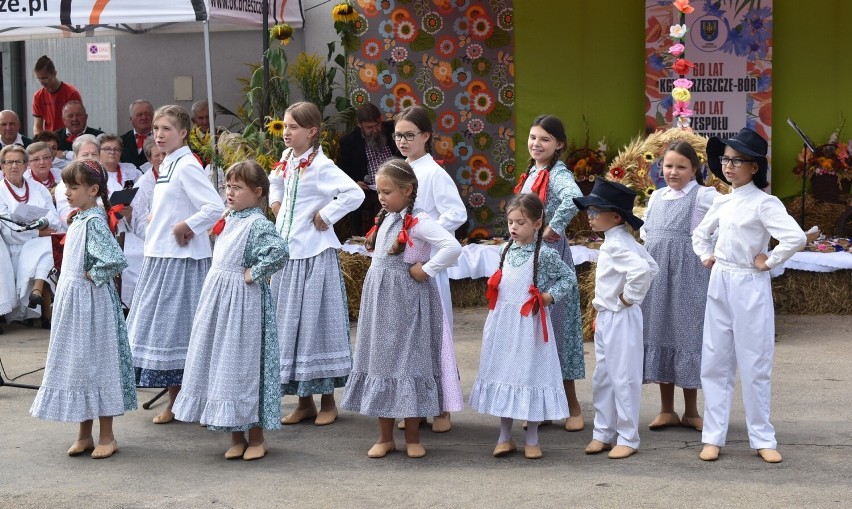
[
  {"x1": 592, "y1": 224, "x2": 659, "y2": 313},
  {"x1": 409, "y1": 153, "x2": 467, "y2": 233},
  {"x1": 692, "y1": 182, "x2": 806, "y2": 270},
  {"x1": 399, "y1": 211, "x2": 463, "y2": 276},
  {"x1": 0, "y1": 176, "x2": 60, "y2": 246},
  {"x1": 640, "y1": 180, "x2": 720, "y2": 240}
]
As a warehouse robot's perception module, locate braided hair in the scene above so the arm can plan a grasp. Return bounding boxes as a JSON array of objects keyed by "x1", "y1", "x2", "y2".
[
  {"x1": 499, "y1": 193, "x2": 547, "y2": 294},
  {"x1": 285, "y1": 101, "x2": 323, "y2": 155},
  {"x1": 364, "y1": 158, "x2": 418, "y2": 255},
  {"x1": 525, "y1": 114, "x2": 568, "y2": 177},
  {"x1": 662, "y1": 140, "x2": 705, "y2": 185}
]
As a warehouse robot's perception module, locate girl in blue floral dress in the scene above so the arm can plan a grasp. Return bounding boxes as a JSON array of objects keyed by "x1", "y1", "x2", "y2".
[
  {"x1": 30, "y1": 160, "x2": 136, "y2": 460},
  {"x1": 515, "y1": 114, "x2": 585, "y2": 431},
  {"x1": 173, "y1": 161, "x2": 288, "y2": 461}
]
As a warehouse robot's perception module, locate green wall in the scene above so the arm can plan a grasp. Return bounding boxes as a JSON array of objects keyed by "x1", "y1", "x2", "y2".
[{"x1": 515, "y1": 0, "x2": 852, "y2": 199}]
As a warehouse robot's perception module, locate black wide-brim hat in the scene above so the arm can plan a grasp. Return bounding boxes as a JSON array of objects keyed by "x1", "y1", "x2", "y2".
[
  {"x1": 706, "y1": 127, "x2": 769, "y2": 188},
  {"x1": 573, "y1": 179, "x2": 644, "y2": 230}
]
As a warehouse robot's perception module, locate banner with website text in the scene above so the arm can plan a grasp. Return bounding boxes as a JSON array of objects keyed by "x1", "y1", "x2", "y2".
[{"x1": 645, "y1": 0, "x2": 772, "y2": 147}]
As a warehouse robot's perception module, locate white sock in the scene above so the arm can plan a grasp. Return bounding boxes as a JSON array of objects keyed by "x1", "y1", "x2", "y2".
[
  {"x1": 526, "y1": 421, "x2": 540, "y2": 446},
  {"x1": 498, "y1": 417, "x2": 513, "y2": 443}
]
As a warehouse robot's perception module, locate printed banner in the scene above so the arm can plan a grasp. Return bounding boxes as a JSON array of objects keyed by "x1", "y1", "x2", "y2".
[{"x1": 645, "y1": 0, "x2": 772, "y2": 166}]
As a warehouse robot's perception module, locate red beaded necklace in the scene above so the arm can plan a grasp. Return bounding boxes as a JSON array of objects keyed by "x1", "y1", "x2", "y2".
[
  {"x1": 33, "y1": 171, "x2": 56, "y2": 188},
  {"x1": 3, "y1": 178, "x2": 29, "y2": 203}
]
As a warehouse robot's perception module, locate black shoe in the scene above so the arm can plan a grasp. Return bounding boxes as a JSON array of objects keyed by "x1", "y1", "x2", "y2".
[
  {"x1": 28, "y1": 290, "x2": 44, "y2": 309},
  {"x1": 41, "y1": 317, "x2": 51, "y2": 329}
]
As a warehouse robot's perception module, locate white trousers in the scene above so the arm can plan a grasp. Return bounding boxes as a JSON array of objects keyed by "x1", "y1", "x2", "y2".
[
  {"x1": 592, "y1": 307, "x2": 643, "y2": 449},
  {"x1": 701, "y1": 264, "x2": 776, "y2": 449}
]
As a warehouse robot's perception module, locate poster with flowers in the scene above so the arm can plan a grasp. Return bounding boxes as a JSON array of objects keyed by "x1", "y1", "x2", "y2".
[
  {"x1": 645, "y1": 0, "x2": 772, "y2": 177},
  {"x1": 346, "y1": 0, "x2": 516, "y2": 238}
]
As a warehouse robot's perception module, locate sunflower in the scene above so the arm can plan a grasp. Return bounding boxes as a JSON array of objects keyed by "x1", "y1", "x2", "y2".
[
  {"x1": 270, "y1": 23, "x2": 293, "y2": 45},
  {"x1": 643, "y1": 151, "x2": 656, "y2": 162},
  {"x1": 265, "y1": 118, "x2": 285, "y2": 137},
  {"x1": 645, "y1": 186, "x2": 656, "y2": 196},
  {"x1": 332, "y1": 2, "x2": 359, "y2": 23}
]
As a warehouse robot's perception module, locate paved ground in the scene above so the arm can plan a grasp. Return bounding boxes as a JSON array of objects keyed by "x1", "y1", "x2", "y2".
[{"x1": 1, "y1": 310, "x2": 850, "y2": 508}]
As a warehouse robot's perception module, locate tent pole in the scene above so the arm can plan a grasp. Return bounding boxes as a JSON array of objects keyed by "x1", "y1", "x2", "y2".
[
  {"x1": 203, "y1": 20, "x2": 218, "y2": 191},
  {"x1": 262, "y1": 0, "x2": 270, "y2": 121}
]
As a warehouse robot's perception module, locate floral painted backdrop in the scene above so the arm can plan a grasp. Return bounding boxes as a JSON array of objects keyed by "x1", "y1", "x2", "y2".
[{"x1": 346, "y1": 0, "x2": 516, "y2": 237}]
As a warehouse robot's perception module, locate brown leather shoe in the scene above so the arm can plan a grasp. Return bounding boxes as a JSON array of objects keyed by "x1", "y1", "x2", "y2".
[
  {"x1": 757, "y1": 448, "x2": 782, "y2": 463},
  {"x1": 680, "y1": 415, "x2": 704, "y2": 431},
  {"x1": 585, "y1": 439, "x2": 613, "y2": 455},
  {"x1": 281, "y1": 406, "x2": 318, "y2": 425},
  {"x1": 407, "y1": 443, "x2": 427, "y2": 458},
  {"x1": 67, "y1": 438, "x2": 95, "y2": 456},
  {"x1": 492, "y1": 440, "x2": 517, "y2": 457},
  {"x1": 565, "y1": 414, "x2": 585, "y2": 432},
  {"x1": 432, "y1": 414, "x2": 451, "y2": 433},
  {"x1": 91, "y1": 440, "x2": 119, "y2": 459},
  {"x1": 699, "y1": 444, "x2": 721, "y2": 461},
  {"x1": 524, "y1": 444, "x2": 543, "y2": 459},
  {"x1": 367, "y1": 441, "x2": 396, "y2": 458},
  {"x1": 314, "y1": 407, "x2": 338, "y2": 426},
  {"x1": 648, "y1": 412, "x2": 681, "y2": 430},
  {"x1": 608, "y1": 445, "x2": 636, "y2": 459},
  {"x1": 224, "y1": 441, "x2": 248, "y2": 460},
  {"x1": 243, "y1": 442, "x2": 268, "y2": 461}
]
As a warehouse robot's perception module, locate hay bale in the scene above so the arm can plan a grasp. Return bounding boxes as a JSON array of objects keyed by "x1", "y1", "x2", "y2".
[
  {"x1": 577, "y1": 263, "x2": 597, "y2": 343},
  {"x1": 450, "y1": 278, "x2": 487, "y2": 308},
  {"x1": 772, "y1": 269, "x2": 852, "y2": 315},
  {"x1": 338, "y1": 251, "x2": 371, "y2": 320},
  {"x1": 785, "y1": 196, "x2": 847, "y2": 237}
]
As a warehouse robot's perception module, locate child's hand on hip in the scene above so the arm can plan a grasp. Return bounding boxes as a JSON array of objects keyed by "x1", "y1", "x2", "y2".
[
  {"x1": 409, "y1": 262, "x2": 429, "y2": 281},
  {"x1": 542, "y1": 292, "x2": 554, "y2": 306},
  {"x1": 173, "y1": 221, "x2": 194, "y2": 246},
  {"x1": 753, "y1": 253, "x2": 770, "y2": 271},
  {"x1": 542, "y1": 225, "x2": 561, "y2": 242},
  {"x1": 313, "y1": 212, "x2": 328, "y2": 231},
  {"x1": 244, "y1": 268, "x2": 254, "y2": 284},
  {"x1": 702, "y1": 255, "x2": 716, "y2": 269}
]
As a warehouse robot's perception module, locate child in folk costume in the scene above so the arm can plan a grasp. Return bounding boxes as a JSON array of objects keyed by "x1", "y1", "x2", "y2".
[
  {"x1": 393, "y1": 105, "x2": 466, "y2": 433},
  {"x1": 173, "y1": 161, "x2": 288, "y2": 461},
  {"x1": 574, "y1": 179, "x2": 658, "y2": 460},
  {"x1": 469, "y1": 193, "x2": 572, "y2": 460},
  {"x1": 127, "y1": 105, "x2": 225, "y2": 425},
  {"x1": 640, "y1": 141, "x2": 720, "y2": 432},
  {"x1": 269, "y1": 102, "x2": 364, "y2": 426},
  {"x1": 30, "y1": 160, "x2": 136, "y2": 459},
  {"x1": 515, "y1": 114, "x2": 586, "y2": 431},
  {"x1": 341, "y1": 159, "x2": 461, "y2": 458},
  {"x1": 692, "y1": 128, "x2": 806, "y2": 464}
]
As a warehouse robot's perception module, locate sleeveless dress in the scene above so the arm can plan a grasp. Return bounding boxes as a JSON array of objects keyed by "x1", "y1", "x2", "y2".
[
  {"x1": 341, "y1": 212, "x2": 444, "y2": 417},
  {"x1": 469, "y1": 244, "x2": 569, "y2": 421},
  {"x1": 173, "y1": 208, "x2": 287, "y2": 431},
  {"x1": 641, "y1": 185, "x2": 708, "y2": 389},
  {"x1": 30, "y1": 208, "x2": 137, "y2": 421}
]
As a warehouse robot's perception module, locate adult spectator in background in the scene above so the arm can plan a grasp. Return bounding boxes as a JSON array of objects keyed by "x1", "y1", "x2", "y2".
[
  {"x1": 53, "y1": 134, "x2": 101, "y2": 227},
  {"x1": 31, "y1": 55, "x2": 82, "y2": 136},
  {"x1": 31, "y1": 131, "x2": 68, "y2": 170},
  {"x1": 191, "y1": 100, "x2": 210, "y2": 134},
  {"x1": 337, "y1": 103, "x2": 401, "y2": 236},
  {"x1": 54, "y1": 101, "x2": 103, "y2": 157},
  {"x1": 24, "y1": 142, "x2": 61, "y2": 203},
  {"x1": 121, "y1": 100, "x2": 154, "y2": 169},
  {"x1": 0, "y1": 110, "x2": 32, "y2": 149}
]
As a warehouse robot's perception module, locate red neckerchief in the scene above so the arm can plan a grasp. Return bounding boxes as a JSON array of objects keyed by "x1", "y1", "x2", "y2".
[
  {"x1": 520, "y1": 285, "x2": 549, "y2": 342},
  {"x1": 107, "y1": 204, "x2": 125, "y2": 234},
  {"x1": 152, "y1": 167, "x2": 159, "y2": 180},
  {"x1": 135, "y1": 132, "x2": 148, "y2": 150},
  {"x1": 111, "y1": 166, "x2": 123, "y2": 185},
  {"x1": 66, "y1": 131, "x2": 78, "y2": 143},
  {"x1": 397, "y1": 213, "x2": 419, "y2": 247},
  {"x1": 33, "y1": 171, "x2": 56, "y2": 188},
  {"x1": 3, "y1": 178, "x2": 29, "y2": 203},
  {"x1": 513, "y1": 167, "x2": 550, "y2": 203},
  {"x1": 485, "y1": 268, "x2": 502, "y2": 309}
]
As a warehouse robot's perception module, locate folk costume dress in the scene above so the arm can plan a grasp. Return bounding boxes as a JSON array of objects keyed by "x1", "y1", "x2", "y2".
[
  {"x1": 128, "y1": 145, "x2": 225, "y2": 388},
  {"x1": 640, "y1": 181, "x2": 718, "y2": 388},
  {"x1": 516, "y1": 160, "x2": 584, "y2": 380},
  {"x1": 269, "y1": 147, "x2": 364, "y2": 396},
  {"x1": 409, "y1": 152, "x2": 467, "y2": 411},
  {"x1": 341, "y1": 211, "x2": 462, "y2": 417},
  {"x1": 30, "y1": 208, "x2": 137, "y2": 421},
  {"x1": 469, "y1": 242, "x2": 572, "y2": 421},
  {"x1": 173, "y1": 208, "x2": 288, "y2": 431},
  {"x1": 0, "y1": 174, "x2": 60, "y2": 321}
]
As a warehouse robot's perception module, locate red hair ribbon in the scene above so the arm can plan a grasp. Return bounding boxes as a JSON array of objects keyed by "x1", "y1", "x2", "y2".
[
  {"x1": 107, "y1": 204, "x2": 125, "y2": 234},
  {"x1": 272, "y1": 160, "x2": 288, "y2": 177},
  {"x1": 513, "y1": 173, "x2": 528, "y2": 194},
  {"x1": 365, "y1": 215, "x2": 380, "y2": 241},
  {"x1": 513, "y1": 170, "x2": 549, "y2": 203},
  {"x1": 485, "y1": 268, "x2": 502, "y2": 309},
  {"x1": 520, "y1": 285, "x2": 548, "y2": 342},
  {"x1": 397, "y1": 213, "x2": 419, "y2": 247},
  {"x1": 211, "y1": 217, "x2": 226, "y2": 236}
]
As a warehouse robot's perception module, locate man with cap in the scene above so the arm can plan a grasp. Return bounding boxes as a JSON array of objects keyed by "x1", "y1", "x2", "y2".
[
  {"x1": 692, "y1": 127, "x2": 806, "y2": 464},
  {"x1": 574, "y1": 179, "x2": 658, "y2": 459}
]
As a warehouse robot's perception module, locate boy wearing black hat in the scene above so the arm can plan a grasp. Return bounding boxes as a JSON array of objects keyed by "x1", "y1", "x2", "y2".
[
  {"x1": 574, "y1": 180, "x2": 658, "y2": 459},
  {"x1": 692, "y1": 128, "x2": 806, "y2": 464}
]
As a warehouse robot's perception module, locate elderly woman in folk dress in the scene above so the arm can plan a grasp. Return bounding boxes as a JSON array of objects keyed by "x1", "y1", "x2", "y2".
[
  {"x1": 54, "y1": 134, "x2": 101, "y2": 227},
  {"x1": 0, "y1": 145, "x2": 60, "y2": 326},
  {"x1": 25, "y1": 142, "x2": 62, "y2": 204}
]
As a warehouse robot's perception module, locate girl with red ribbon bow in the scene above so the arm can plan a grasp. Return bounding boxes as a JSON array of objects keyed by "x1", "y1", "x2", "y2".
[
  {"x1": 31, "y1": 159, "x2": 134, "y2": 460},
  {"x1": 469, "y1": 193, "x2": 575, "y2": 460},
  {"x1": 515, "y1": 114, "x2": 587, "y2": 433},
  {"x1": 341, "y1": 159, "x2": 461, "y2": 459}
]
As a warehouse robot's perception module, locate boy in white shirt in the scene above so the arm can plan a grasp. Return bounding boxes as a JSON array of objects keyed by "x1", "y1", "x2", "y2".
[
  {"x1": 692, "y1": 128, "x2": 805, "y2": 464},
  {"x1": 574, "y1": 180, "x2": 658, "y2": 459}
]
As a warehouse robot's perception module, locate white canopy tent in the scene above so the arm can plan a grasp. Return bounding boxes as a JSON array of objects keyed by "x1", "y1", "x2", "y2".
[{"x1": 0, "y1": 0, "x2": 303, "y2": 180}]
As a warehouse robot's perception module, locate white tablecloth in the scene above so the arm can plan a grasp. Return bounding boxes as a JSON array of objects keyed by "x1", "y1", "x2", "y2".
[{"x1": 771, "y1": 251, "x2": 852, "y2": 277}]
